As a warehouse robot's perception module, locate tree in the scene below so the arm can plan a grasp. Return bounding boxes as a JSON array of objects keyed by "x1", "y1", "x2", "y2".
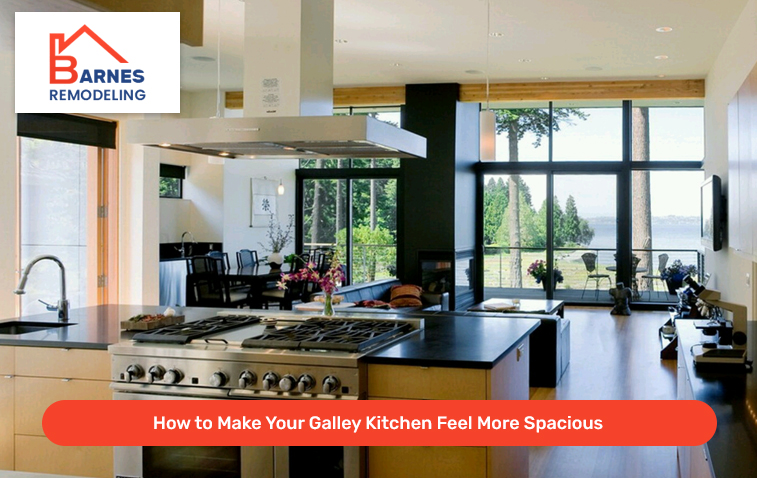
[
  {"x1": 562, "y1": 195, "x2": 580, "y2": 244},
  {"x1": 632, "y1": 107, "x2": 652, "y2": 290},
  {"x1": 494, "y1": 107, "x2": 587, "y2": 287}
]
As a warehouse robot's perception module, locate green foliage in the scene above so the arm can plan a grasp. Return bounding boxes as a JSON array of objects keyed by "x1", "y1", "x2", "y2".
[
  {"x1": 494, "y1": 107, "x2": 587, "y2": 148},
  {"x1": 336, "y1": 225, "x2": 396, "y2": 283},
  {"x1": 159, "y1": 177, "x2": 181, "y2": 198}
]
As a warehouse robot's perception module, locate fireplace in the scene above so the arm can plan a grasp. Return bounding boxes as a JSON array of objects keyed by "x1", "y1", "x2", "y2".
[{"x1": 418, "y1": 250, "x2": 476, "y2": 310}]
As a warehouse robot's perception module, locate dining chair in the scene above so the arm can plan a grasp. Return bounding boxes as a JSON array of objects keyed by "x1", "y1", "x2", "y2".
[
  {"x1": 207, "y1": 251, "x2": 231, "y2": 273},
  {"x1": 641, "y1": 253, "x2": 669, "y2": 300},
  {"x1": 258, "y1": 279, "x2": 308, "y2": 311},
  {"x1": 581, "y1": 252, "x2": 612, "y2": 300},
  {"x1": 236, "y1": 249, "x2": 259, "y2": 269},
  {"x1": 186, "y1": 261, "x2": 250, "y2": 308}
]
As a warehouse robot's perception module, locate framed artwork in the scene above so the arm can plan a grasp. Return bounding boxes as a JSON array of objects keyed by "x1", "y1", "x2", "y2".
[{"x1": 250, "y1": 178, "x2": 277, "y2": 227}]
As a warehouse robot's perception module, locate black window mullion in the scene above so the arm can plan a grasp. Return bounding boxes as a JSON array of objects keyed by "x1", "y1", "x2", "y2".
[{"x1": 346, "y1": 179, "x2": 354, "y2": 285}]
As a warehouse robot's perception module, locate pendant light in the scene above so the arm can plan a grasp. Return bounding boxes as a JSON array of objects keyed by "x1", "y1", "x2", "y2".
[
  {"x1": 479, "y1": 0, "x2": 496, "y2": 161},
  {"x1": 277, "y1": 179, "x2": 285, "y2": 196},
  {"x1": 208, "y1": 0, "x2": 227, "y2": 164}
]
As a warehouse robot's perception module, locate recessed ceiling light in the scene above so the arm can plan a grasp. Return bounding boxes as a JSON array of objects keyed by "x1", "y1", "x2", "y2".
[
  {"x1": 334, "y1": 39, "x2": 348, "y2": 44},
  {"x1": 391, "y1": 62, "x2": 402, "y2": 67},
  {"x1": 518, "y1": 58, "x2": 532, "y2": 63},
  {"x1": 219, "y1": 152, "x2": 230, "y2": 157},
  {"x1": 585, "y1": 66, "x2": 603, "y2": 71},
  {"x1": 541, "y1": 77, "x2": 549, "y2": 80},
  {"x1": 656, "y1": 26, "x2": 673, "y2": 33},
  {"x1": 159, "y1": 143, "x2": 171, "y2": 147},
  {"x1": 657, "y1": 74, "x2": 666, "y2": 78},
  {"x1": 465, "y1": 69, "x2": 483, "y2": 75},
  {"x1": 191, "y1": 56, "x2": 216, "y2": 62},
  {"x1": 655, "y1": 55, "x2": 669, "y2": 60},
  {"x1": 489, "y1": 32, "x2": 504, "y2": 37}
]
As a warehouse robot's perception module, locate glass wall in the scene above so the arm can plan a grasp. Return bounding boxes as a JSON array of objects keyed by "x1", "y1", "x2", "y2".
[
  {"x1": 19, "y1": 137, "x2": 93, "y2": 315},
  {"x1": 483, "y1": 174, "x2": 547, "y2": 298},
  {"x1": 491, "y1": 102, "x2": 550, "y2": 162},
  {"x1": 552, "y1": 101, "x2": 623, "y2": 161},
  {"x1": 302, "y1": 178, "x2": 347, "y2": 262},
  {"x1": 632, "y1": 100, "x2": 704, "y2": 161}
]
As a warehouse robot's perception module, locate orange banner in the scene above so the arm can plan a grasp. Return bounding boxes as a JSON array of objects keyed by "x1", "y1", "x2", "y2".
[{"x1": 43, "y1": 399, "x2": 715, "y2": 446}]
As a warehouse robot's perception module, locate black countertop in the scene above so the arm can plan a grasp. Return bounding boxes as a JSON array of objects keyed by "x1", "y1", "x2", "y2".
[
  {"x1": 677, "y1": 320, "x2": 757, "y2": 478},
  {"x1": 0, "y1": 306, "x2": 541, "y2": 368},
  {"x1": 363, "y1": 314, "x2": 540, "y2": 369}
]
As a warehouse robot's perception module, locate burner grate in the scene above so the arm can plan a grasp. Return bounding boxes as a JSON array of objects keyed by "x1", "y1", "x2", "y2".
[
  {"x1": 133, "y1": 315, "x2": 262, "y2": 344},
  {"x1": 241, "y1": 318, "x2": 414, "y2": 352}
]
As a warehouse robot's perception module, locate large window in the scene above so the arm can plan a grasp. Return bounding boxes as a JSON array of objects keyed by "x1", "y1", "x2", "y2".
[{"x1": 479, "y1": 100, "x2": 704, "y2": 305}]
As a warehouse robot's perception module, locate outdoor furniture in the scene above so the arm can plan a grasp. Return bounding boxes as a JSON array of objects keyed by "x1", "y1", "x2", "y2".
[
  {"x1": 640, "y1": 253, "x2": 669, "y2": 299},
  {"x1": 581, "y1": 252, "x2": 612, "y2": 299},
  {"x1": 607, "y1": 257, "x2": 647, "y2": 299}
]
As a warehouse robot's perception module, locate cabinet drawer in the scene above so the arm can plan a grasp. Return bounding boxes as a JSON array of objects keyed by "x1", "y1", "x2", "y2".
[
  {"x1": 0, "y1": 347, "x2": 13, "y2": 375},
  {"x1": 15, "y1": 434, "x2": 113, "y2": 478},
  {"x1": 15, "y1": 377, "x2": 111, "y2": 436},
  {"x1": 15, "y1": 346, "x2": 109, "y2": 380},
  {"x1": 368, "y1": 364, "x2": 486, "y2": 400},
  {"x1": 368, "y1": 446, "x2": 486, "y2": 478}
]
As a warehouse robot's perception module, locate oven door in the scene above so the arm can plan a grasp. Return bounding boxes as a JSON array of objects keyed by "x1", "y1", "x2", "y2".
[{"x1": 113, "y1": 391, "x2": 362, "y2": 478}]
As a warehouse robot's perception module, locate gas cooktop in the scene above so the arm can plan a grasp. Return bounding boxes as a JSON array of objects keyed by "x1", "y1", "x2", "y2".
[
  {"x1": 132, "y1": 315, "x2": 262, "y2": 344},
  {"x1": 240, "y1": 317, "x2": 415, "y2": 353}
]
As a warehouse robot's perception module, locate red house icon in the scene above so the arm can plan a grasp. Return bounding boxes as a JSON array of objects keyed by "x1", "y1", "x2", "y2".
[{"x1": 50, "y1": 25, "x2": 128, "y2": 84}]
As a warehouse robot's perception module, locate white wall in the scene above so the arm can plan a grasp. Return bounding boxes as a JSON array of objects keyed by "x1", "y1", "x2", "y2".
[
  {"x1": 704, "y1": 0, "x2": 757, "y2": 319},
  {"x1": 223, "y1": 159, "x2": 298, "y2": 260},
  {"x1": 0, "y1": 49, "x2": 18, "y2": 318}
]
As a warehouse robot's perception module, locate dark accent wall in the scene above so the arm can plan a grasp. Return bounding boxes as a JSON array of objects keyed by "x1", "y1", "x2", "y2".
[{"x1": 400, "y1": 83, "x2": 479, "y2": 309}]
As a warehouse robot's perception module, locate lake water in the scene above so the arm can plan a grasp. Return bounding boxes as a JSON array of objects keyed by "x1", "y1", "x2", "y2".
[{"x1": 586, "y1": 218, "x2": 701, "y2": 251}]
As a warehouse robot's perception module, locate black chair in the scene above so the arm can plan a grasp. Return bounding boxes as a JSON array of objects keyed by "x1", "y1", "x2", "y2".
[
  {"x1": 236, "y1": 249, "x2": 259, "y2": 269},
  {"x1": 257, "y1": 279, "x2": 309, "y2": 311},
  {"x1": 641, "y1": 253, "x2": 669, "y2": 299},
  {"x1": 186, "y1": 256, "x2": 249, "y2": 308},
  {"x1": 581, "y1": 252, "x2": 612, "y2": 300},
  {"x1": 207, "y1": 251, "x2": 231, "y2": 273}
]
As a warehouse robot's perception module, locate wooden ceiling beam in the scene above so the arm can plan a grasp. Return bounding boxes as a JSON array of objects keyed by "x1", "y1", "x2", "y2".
[
  {"x1": 224, "y1": 79, "x2": 704, "y2": 109},
  {"x1": 69, "y1": 0, "x2": 203, "y2": 46}
]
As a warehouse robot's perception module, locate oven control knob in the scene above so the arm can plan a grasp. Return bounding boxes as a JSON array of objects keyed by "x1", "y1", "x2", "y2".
[
  {"x1": 262, "y1": 372, "x2": 279, "y2": 391},
  {"x1": 322, "y1": 375, "x2": 341, "y2": 394},
  {"x1": 209, "y1": 371, "x2": 228, "y2": 388},
  {"x1": 164, "y1": 368, "x2": 183, "y2": 384},
  {"x1": 297, "y1": 374, "x2": 315, "y2": 393},
  {"x1": 238, "y1": 370, "x2": 257, "y2": 389},
  {"x1": 279, "y1": 375, "x2": 297, "y2": 392},
  {"x1": 147, "y1": 365, "x2": 166, "y2": 383},
  {"x1": 125, "y1": 364, "x2": 144, "y2": 382}
]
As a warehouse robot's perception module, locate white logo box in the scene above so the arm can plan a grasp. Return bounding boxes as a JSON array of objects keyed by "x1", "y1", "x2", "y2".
[{"x1": 15, "y1": 12, "x2": 180, "y2": 113}]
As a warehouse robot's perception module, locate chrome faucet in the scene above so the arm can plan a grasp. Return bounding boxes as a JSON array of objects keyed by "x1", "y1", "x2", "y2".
[
  {"x1": 14, "y1": 255, "x2": 69, "y2": 322},
  {"x1": 177, "y1": 231, "x2": 196, "y2": 258}
]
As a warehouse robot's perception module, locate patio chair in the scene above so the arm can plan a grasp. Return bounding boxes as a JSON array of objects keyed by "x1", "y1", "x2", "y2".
[
  {"x1": 581, "y1": 252, "x2": 612, "y2": 300},
  {"x1": 640, "y1": 253, "x2": 669, "y2": 300}
]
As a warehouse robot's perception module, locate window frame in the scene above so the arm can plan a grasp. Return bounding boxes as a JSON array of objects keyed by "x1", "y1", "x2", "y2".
[{"x1": 159, "y1": 176, "x2": 183, "y2": 199}]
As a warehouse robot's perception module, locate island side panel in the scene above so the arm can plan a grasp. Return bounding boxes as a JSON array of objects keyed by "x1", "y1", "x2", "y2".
[{"x1": 0, "y1": 346, "x2": 14, "y2": 470}]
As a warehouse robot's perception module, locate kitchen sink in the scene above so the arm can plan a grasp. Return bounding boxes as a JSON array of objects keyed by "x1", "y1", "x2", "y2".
[{"x1": 0, "y1": 321, "x2": 75, "y2": 335}]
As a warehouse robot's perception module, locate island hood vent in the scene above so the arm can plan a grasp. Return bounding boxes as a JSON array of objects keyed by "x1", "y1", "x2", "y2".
[
  {"x1": 127, "y1": 0, "x2": 426, "y2": 160},
  {"x1": 126, "y1": 114, "x2": 426, "y2": 160}
]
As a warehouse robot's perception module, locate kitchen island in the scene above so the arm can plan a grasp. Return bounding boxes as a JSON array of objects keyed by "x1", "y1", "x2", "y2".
[{"x1": 0, "y1": 305, "x2": 541, "y2": 478}]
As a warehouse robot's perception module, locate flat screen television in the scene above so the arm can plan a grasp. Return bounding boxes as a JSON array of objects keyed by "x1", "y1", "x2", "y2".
[{"x1": 701, "y1": 175, "x2": 724, "y2": 251}]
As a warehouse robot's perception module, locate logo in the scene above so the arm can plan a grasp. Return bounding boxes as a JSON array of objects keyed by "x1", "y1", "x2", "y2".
[{"x1": 15, "y1": 12, "x2": 180, "y2": 113}]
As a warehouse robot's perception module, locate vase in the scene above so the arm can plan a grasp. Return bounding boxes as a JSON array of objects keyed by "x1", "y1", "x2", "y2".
[
  {"x1": 323, "y1": 293, "x2": 335, "y2": 317},
  {"x1": 666, "y1": 278, "x2": 683, "y2": 295},
  {"x1": 268, "y1": 251, "x2": 283, "y2": 270},
  {"x1": 541, "y1": 277, "x2": 550, "y2": 292}
]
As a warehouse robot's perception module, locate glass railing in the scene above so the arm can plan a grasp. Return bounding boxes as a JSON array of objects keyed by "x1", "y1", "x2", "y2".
[{"x1": 484, "y1": 246, "x2": 703, "y2": 303}]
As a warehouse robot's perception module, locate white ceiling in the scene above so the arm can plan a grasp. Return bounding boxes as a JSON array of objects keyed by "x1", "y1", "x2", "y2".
[
  {"x1": 181, "y1": 0, "x2": 749, "y2": 91},
  {"x1": 2, "y1": 0, "x2": 749, "y2": 90}
]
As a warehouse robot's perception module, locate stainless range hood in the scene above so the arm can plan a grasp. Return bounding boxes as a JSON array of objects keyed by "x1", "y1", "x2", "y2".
[{"x1": 126, "y1": 114, "x2": 426, "y2": 159}]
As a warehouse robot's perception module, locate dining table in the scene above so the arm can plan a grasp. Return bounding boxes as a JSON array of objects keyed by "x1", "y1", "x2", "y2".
[{"x1": 225, "y1": 264, "x2": 286, "y2": 306}]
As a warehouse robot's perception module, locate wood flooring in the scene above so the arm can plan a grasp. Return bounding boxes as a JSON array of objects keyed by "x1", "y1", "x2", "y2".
[{"x1": 528, "y1": 307, "x2": 678, "y2": 478}]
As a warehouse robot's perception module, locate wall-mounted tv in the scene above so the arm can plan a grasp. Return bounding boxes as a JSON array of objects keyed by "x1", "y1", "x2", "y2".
[{"x1": 701, "y1": 175, "x2": 724, "y2": 251}]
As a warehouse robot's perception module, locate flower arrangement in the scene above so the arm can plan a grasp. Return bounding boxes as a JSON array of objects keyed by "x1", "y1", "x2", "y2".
[
  {"x1": 660, "y1": 260, "x2": 697, "y2": 282},
  {"x1": 278, "y1": 253, "x2": 345, "y2": 315},
  {"x1": 526, "y1": 259, "x2": 564, "y2": 285},
  {"x1": 258, "y1": 202, "x2": 294, "y2": 254}
]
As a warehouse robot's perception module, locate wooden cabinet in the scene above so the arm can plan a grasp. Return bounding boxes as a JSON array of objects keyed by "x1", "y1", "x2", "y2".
[
  {"x1": 728, "y1": 60, "x2": 757, "y2": 259},
  {"x1": 366, "y1": 339, "x2": 529, "y2": 478},
  {"x1": 677, "y1": 345, "x2": 714, "y2": 478},
  {"x1": 0, "y1": 345, "x2": 112, "y2": 478},
  {"x1": 15, "y1": 435, "x2": 113, "y2": 478}
]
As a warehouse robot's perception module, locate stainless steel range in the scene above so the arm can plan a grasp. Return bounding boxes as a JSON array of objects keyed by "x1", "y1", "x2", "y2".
[{"x1": 109, "y1": 311, "x2": 423, "y2": 478}]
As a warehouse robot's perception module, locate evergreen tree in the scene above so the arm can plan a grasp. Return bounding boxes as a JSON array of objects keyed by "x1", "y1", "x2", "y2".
[{"x1": 562, "y1": 195, "x2": 581, "y2": 244}]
